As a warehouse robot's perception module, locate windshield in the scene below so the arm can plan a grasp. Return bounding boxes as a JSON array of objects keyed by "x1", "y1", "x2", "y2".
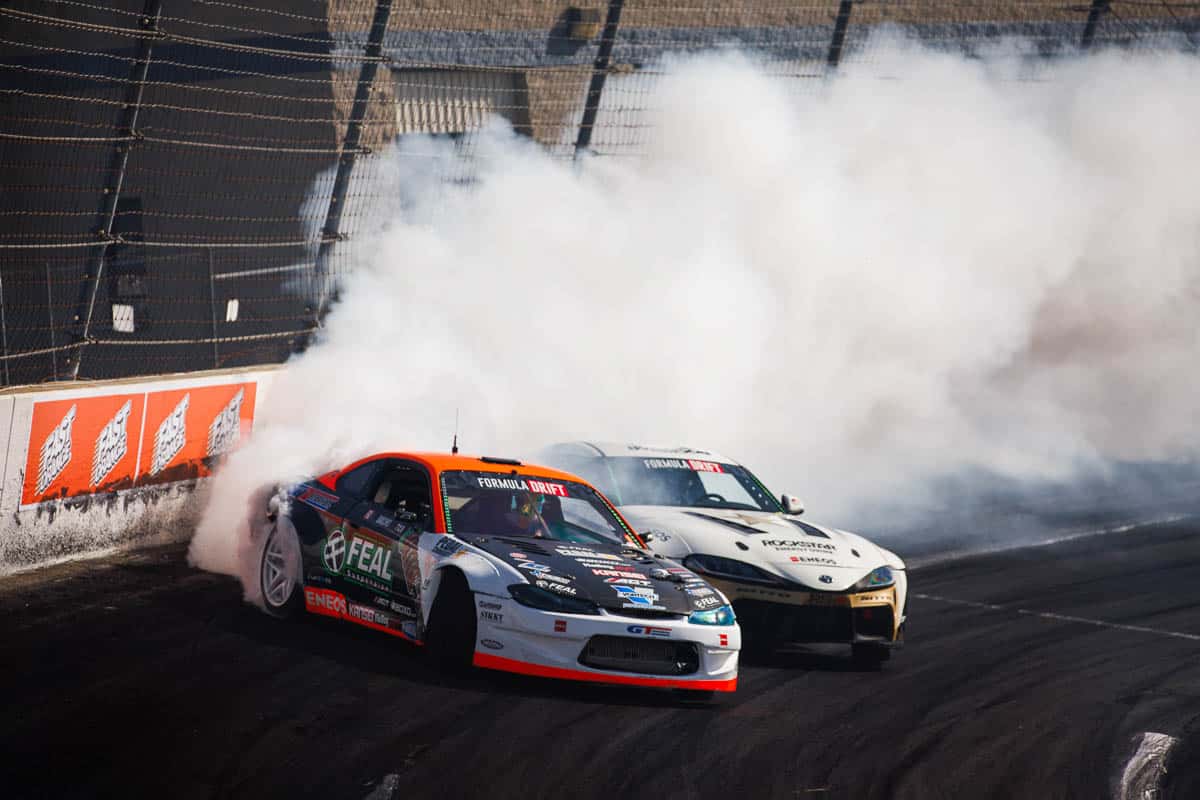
[
  {"x1": 597, "y1": 457, "x2": 782, "y2": 512},
  {"x1": 440, "y1": 470, "x2": 637, "y2": 546}
]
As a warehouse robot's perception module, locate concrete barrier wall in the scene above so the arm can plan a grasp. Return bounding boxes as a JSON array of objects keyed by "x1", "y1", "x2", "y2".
[{"x1": 0, "y1": 367, "x2": 280, "y2": 573}]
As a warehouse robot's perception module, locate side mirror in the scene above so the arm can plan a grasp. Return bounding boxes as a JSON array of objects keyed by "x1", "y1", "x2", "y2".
[{"x1": 780, "y1": 494, "x2": 804, "y2": 515}]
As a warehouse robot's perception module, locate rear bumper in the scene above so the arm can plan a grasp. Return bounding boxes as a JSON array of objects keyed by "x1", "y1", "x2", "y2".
[{"x1": 473, "y1": 594, "x2": 739, "y2": 692}]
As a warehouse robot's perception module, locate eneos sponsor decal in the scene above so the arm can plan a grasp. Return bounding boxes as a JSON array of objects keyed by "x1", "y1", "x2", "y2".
[{"x1": 304, "y1": 587, "x2": 348, "y2": 617}]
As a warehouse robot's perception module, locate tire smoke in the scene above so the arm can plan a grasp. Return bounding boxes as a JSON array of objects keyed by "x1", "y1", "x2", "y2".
[{"x1": 190, "y1": 37, "x2": 1200, "y2": 583}]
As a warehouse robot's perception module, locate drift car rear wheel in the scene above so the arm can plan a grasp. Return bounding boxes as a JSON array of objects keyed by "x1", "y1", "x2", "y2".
[
  {"x1": 851, "y1": 642, "x2": 891, "y2": 669},
  {"x1": 260, "y1": 522, "x2": 303, "y2": 619},
  {"x1": 425, "y1": 569, "x2": 477, "y2": 671}
]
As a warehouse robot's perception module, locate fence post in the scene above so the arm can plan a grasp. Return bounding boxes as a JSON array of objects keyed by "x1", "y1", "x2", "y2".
[
  {"x1": 827, "y1": 0, "x2": 855, "y2": 70},
  {"x1": 1081, "y1": 0, "x2": 1111, "y2": 49},
  {"x1": 573, "y1": 0, "x2": 626, "y2": 158},
  {"x1": 312, "y1": 0, "x2": 393, "y2": 329},
  {"x1": 208, "y1": 248, "x2": 219, "y2": 369},
  {"x1": 68, "y1": 0, "x2": 163, "y2": 379},
  {"x1": 0, "y1": 270, "x2": 9, "y2": 386}
]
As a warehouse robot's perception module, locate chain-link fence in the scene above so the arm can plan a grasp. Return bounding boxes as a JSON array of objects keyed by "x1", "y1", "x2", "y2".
[{"x1": 1, "y1": 0, "x2": 1196, "y2": 387}]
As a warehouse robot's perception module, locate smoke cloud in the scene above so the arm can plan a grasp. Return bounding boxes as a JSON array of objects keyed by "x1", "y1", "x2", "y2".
[{"x1": 190, "y1": 37, "x2": 1200, "y2": 586}]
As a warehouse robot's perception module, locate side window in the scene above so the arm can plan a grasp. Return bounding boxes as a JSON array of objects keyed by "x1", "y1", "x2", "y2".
[
  {"x1": 368, "y1": 461, "x2": 434, "y2": 530},
  {"x1": 336, "y1": 462, "x2": 379, "y2": 499}
]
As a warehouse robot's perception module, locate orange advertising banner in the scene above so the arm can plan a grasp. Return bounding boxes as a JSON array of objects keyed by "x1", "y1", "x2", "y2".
[
  {"x1": 22, "y1": 393, "x2": 146, "y2": 506},
  {"x1": 138, "y1": 382, "x2": 257, "y2": 485},
  {"x1": 20, "y1": 380, "x2": 257, "y2": 507}
]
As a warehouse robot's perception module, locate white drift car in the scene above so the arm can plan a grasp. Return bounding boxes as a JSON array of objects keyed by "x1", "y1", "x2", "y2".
[{"x1": 540, "y1": 443, "x2": 907, "y2": 666}]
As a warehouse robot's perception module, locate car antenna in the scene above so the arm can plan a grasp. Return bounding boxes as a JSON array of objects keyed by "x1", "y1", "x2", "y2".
[{"x1": 451, "y1": 408, "x2": 459, "y2": 455}]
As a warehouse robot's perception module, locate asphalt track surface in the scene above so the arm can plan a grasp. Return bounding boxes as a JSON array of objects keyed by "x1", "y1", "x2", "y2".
[{"x1": 4, "y1": 520, "x2": 1199, "y2": 800}]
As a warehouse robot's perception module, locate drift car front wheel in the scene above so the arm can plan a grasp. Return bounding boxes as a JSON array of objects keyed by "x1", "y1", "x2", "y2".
[
  {"x1": 425, "y1": 569, "x2": 477, "y2": 670},
  {"x1": 260, "y1": 522, "x2": 303, "y2": 618}
]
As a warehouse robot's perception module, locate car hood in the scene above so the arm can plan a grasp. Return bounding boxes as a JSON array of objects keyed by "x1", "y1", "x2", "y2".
[
  {"x1": 618, "y1": 506, "x2": 901, "y2": 593},
  {"x1": 458, "y1": 534, "x2": 722, "y2": 615}
]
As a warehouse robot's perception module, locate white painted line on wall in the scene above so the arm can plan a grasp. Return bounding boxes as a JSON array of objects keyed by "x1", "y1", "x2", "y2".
[
  {"x1": 913, "y1": 593, "x2": 1200, "y2": 642},
  {"x1": 1117, "y1": 731, "x2": 1177, "y2": 800}
]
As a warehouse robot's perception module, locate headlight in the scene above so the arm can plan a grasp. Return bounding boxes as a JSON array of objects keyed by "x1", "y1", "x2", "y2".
[
  {"x1": 683, "y1": 554, "x2": 786, "y2": 586},
  {"x1": 851, "y1": 566, "x2": 895, "y2": 592},
  {"x1": 688, "y1": 604, "x2": 736, "y2": 626},
  {"x1": 508, "y1": 584, "x2": 600, "y2": 615}
]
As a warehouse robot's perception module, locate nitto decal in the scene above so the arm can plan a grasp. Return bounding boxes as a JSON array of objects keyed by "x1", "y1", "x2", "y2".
[
  {"x1": 206, "y1": 387, "x2": 244, "y2": 457},
  {"x1": 150, "y1": 393, "x2": 189, "y2": 475},
  {"x1": 322, "y1": 528, "x2": 347, "y2": 573},
  {"x1": 627, "y1": 625, "x2": 671, "y2": 638},
  {"x1": 36, "y1": 404, "x2": 76, "y2": 495},
  {"x1": 481, "y1": 639, "x2": 504, "y2": 650},
  {"x1": 304, "y1": 587, "x2": 347, "y2": 616},
  {"x1": 475, "y1": 476, "x2": 568, "y2": 497},
  {"x1": 91, "y1": 399, "x2": 131, "y2": 487}
]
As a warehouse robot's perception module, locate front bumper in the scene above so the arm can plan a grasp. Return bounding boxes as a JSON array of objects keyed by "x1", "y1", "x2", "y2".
[
  {"x1": 472, "y1": 594, "x2": 740, "y2": 692},
  {"x1": 706, "y1": 579, "x2": 904, "y2": 646}
]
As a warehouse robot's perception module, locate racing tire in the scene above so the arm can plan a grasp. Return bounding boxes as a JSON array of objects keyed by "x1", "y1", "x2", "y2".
[
  {"x1": 259, "y1": 521, "x2": 303, "y2": 619},
  {"x1": 425, "y1": 569, "x2": 477, "y2": 672},
  {"x1": 851, "y1": 642, "x2": 891, "y2": 669}
]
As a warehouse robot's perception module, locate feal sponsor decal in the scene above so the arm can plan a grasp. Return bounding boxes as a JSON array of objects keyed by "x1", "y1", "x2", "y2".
[
  {"x1": 323, "y1": 527, "x2": 396, "y2": 593},
  {"x1": 20, "y1": 381, "x2": 257, "y2": 507}
]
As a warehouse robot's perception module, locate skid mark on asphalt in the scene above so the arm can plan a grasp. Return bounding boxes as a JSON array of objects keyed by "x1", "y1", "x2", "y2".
[{"x1": 912, "y1": 593, "x2": 1200, "y2": 642}]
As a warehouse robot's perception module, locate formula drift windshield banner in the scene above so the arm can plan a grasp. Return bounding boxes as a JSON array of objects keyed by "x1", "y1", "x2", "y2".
[{"x1": 21, "y1": 381, "x2": 257, "y2": 506}]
